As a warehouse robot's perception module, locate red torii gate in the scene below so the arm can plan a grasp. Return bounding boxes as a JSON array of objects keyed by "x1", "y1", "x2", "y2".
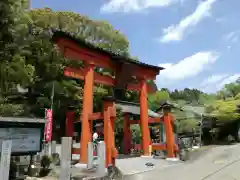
[{"x1": 52, "y1": 31, "x2": 176, "y2": 166}]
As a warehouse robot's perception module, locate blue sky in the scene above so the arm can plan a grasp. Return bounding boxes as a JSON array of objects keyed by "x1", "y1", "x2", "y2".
[{"x1": 31, "y1": 0, "x2": 239, "y2": 93}]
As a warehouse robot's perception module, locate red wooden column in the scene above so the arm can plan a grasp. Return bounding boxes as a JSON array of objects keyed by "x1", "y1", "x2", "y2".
[
  {"x1": 103, "y1": 98, "x2": 117, "y2": 167},
  {"x1": 110, "y1": 102, "x2": 117, "y2": 166},
  {"x1": 103, "y1": 99, "x2": 112, "y2": 166},
  {"x1": 123, "y1": 113, "x2": 132, "y2": 154},
  {"x1": 88, "y1": 73, "x2": 94, "y2": 138},
  {"x1": 139, "y1": 80, "x2": 151, "y2": 156},
  {"x1": 80, "y1": 63, "x2": 94, "y2": 163},
  {"x1": 163, "y1": 111, "x2": 175, "y2": 158},
  {"x1": 65, "y1": 111, "x2": 74, "y2": 137}
]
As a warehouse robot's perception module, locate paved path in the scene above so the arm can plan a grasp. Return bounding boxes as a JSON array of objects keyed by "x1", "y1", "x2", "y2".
[
  {"x1": 124, "y1": 144, "x2": 240, "y2": 180},
  {"x1": 116, "y1": 156, "x2": 182, "y2": 176}
]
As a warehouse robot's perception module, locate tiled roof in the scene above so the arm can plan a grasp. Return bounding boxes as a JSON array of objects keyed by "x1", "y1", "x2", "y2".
[{"x1": 116, "y1": 101, "x2": 160, "y2": 118}]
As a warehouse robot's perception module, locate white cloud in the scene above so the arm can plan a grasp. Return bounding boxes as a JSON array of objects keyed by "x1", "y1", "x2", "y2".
[
  {"x1": 156, "y1": 51, "x2": 219, "y2": 86},
  {"x1": 215, "y1": 17, "x2": 226, "y2": 23},
  {"x1": 199, "y1": 74, "x2": 228, "y2": 92},
  {"x1": 223, "y1": 31, "x2": 239, "y2": 43},
  {"x1": 223, "y1": 31, "x2": 239, "y2": 51},
  {"x1": 200, "y1": 73, "x2": 240, "y2": 93},
  {"x1": 100, "y1": 0, "x2": 183, "y2": 13},
  {"x1": 218, "y1": 74, "x2": 240, "y2": 89},
  {"x1": 160, "y1": 0, "x2": 217, "y2": 43},
  {"x1": 200, "y1": 74, "x2": 228, "y2": 87}
]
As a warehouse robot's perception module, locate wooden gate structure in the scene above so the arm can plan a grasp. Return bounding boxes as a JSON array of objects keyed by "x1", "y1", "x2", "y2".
[
  {"x1": 122, "y1": 106, "x2": 178, "y2": 156},
  {"x1": 52, "y1": 30, "x2": 177, "y2": 167}
]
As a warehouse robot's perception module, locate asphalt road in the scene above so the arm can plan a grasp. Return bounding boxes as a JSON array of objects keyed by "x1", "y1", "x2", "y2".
[{"x1": 124, "y1": 144, "x2": 240, "y2": 180}]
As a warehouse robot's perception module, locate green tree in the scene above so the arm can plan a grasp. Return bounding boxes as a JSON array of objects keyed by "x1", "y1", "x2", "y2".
[
  {"x1": 205, "y1": 80, "x2": 240, "y2": 122},
  {"x1": 199, "y1": 93, "x2": 217, "y2": 105},
  {"x1": 224, "y1": 82, "x2": 240, "y2": 97},
  {"x1": 0, "y1": 2, "x2": 136, "y2": 143},
  {"x1": 0, "y1": 0, "x2": 35, "y2": 115},
  {"x1": 29, "y1": 8, "x2": 130, "y2": 56},
  {"x1": 0, "y1": 0, "x2": 32, "y2": 92},
  {"x1": 148, "y1": 90, "x2": 170, "y2": 110}
]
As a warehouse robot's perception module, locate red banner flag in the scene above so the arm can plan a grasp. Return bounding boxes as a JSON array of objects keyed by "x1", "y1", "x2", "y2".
[{"x1": 44, "y1": 109, "x2": 53, "y2": 142}]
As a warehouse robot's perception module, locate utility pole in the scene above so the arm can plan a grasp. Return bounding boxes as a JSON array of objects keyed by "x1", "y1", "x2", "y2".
[
  {"x1": 28, "y1": 0, "x2": 31, "y2": 10},
  {"x1": 199, "y1": 114, "x2": 203, "y2": 147}
]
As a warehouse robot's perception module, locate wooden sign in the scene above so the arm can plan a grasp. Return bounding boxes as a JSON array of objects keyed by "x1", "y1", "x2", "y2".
[
  {"x1": 59, "y1": 137, "x2": 72, "y2": 180},
  {"x1": 0, "y1": 140, "x2": 12, "y2": 180}
]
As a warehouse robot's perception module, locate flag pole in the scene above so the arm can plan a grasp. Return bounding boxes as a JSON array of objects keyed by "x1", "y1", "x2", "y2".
[{"x1": 51, "y1": 82, "x2": 55, "y2": 110}]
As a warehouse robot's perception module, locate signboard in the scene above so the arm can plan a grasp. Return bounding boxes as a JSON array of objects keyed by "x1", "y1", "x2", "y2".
[
  {"x1": 0, "y1": 128, "x2": 41, "y2": 153},
  {"x1": 44, "y1": 109, "x2": 53, "y2": 142},
  {"x1": 0, "y1": 140, "x2": 12, "y2": 180}
]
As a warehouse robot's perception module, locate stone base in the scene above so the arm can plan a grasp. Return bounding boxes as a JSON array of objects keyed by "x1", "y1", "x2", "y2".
[
  {"x1": 96, "y1": 168, "x2": 108, "y2": 176},
  {"x1": 140, "y1": 155, "x2": 153, "y2": 158},
  {"x1": 192, "y1": 146, "x2": 200, "y2": 150},
  {"x1": 153, "y1": 155, "x2": 166, "y2": 159},
  {"x1": 166, "y1": 157, "x2": 179, "y2": 161},
  {"x1": 74, "y1": 163, "x2": 87, "y2": 168}
]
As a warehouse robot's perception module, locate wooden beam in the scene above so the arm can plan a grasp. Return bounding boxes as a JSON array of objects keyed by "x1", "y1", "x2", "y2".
[
  {"x1": 75, "y1": 114, "x2": 160, "y2": 123},
  {"x1": 127, "y1": 117, "x2": 161, "y2": 125},
  {"x1": 75, "y1": 112, "x2": 104, "y2": 122},
  {"x1": 72, "y1": 148, "x2": 80, "y2": 154},
  {"x1": 134, "y1": 143, "x2": 178, "y2": 151},
  {"x1": 89, "y1": 112, "x2": 103, "y2": 120},
  {"x1": 148, "y1": 117, "x2": 161, "y2": 123},
  {"x1": 134, "y1": 67, "x2": 160, "y2": 80},
  {"x1": 76, "y1": 111, "x2": 116, "y2": 123},
  {"x1": 64, "y1": 67, "x2": 85, "y2": 80},
  {"x1": 57, "y1": 39, "x2": 116, "y2": 70},
  {"x1": 174, "y1": 144, "x2": 178, "y2": 151},
  {"x1": 152, "y1": 143, "x2": 167, "y2": 150},
  {"x1": 128, "y1": 83, "x2": 157, "y2": 93},
  {"x1": 128, "y1": 120, "x2": 139, "y2": 124},
  {"x1": 56, "y1": 38, "x2": 160, "y2": 80},
  {"x1": 64, "y1": 67, "x2": 114, "y2": 86},
  {"x1": 64, "y1": 67, "x2": 157, "y2": 93},
  {"x1": 133, "y1": 144, "x2": 142, "y2": 151}
]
